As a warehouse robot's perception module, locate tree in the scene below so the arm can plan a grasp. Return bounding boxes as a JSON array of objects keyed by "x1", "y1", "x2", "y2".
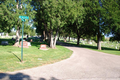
[
  {"x1": 109, "y1": 29, "x2": 120, "y2": 42},
  {"x1": 91, "y1": 35, "x2": 105, "y2": 43},
  {"x1": 0, "y1": 3, "x2": 14, "y2": 33},
  {"x1": 82, "y1": 0, "x2": 117, "y2": 50},
  {"x1": 63, "y1": 0, "x2": 85, "y2": 45},
  {"x1": 36, "y1": 0, "x2": 77, "y2": 48},
  {"x1": 0, "y1": 0, "x2": 36, "y2": 46},
  {"x1": 102, "y1": 0, "x2": 120, "y2": 50},
  {"x1": 24, "y1": 25, "x2": 36, "y2": 36}
]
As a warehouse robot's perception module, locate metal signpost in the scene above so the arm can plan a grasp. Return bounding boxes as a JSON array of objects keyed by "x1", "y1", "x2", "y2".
[{"x1": 19, "y1": 16, "x2": 29, "y2": 62}]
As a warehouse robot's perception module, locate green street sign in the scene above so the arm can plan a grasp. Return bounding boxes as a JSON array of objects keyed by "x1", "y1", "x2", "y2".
[
  {"x1": 19, "y1": 16, "x2": 29, "y2": 19},
  {"x1": 19, "y1": 16, "x2": 29, "y2": 21}
]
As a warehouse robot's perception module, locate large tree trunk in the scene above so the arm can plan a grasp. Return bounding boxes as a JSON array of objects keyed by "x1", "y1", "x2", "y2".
[
  {"x1": 57, "y1": 33, "x2": 60, "y2": 41},
  {"x1": 43, "y1": 30, "x2": 46, "y2": 41},
  {"x1": 97, "y1": 24, "x2": 102, "y2": 50},
  {"x1": 87, "y1": 38, "x2": 90, "y2": 44},
  {"x1": 44, "y1": 23, "x2": 49, "y2": 43},
  {"x1": 97, "y1": 34, "x2": 101, "y2": 50},
  {"x1": 53, "y1": 28, "x2": 59, "y2": 48},
  {"x1": 77, "y1": 29, "x2": 80, "y2": 45},
  {"x1": 58, "y1": 35, "x2": 60, "y2": 41},
  {"x1": 49, "y1": 28, "x2": 59, "y2": 49},
  {"x1": 53, "y1": 35, "x2": 57, "y2": 48},
  {"x1": 68, "y1": 34, "x2": 70, "y2": 42},
  {"x1": 13, "y1": 0, "x2": 20, "y2": 47},
  {"x1": 13, "y1": 27, "x2": 20, "y2": 47},
  {"x1": 50, "y1": 32, "x2": 54, "y2": 48},
  {"x1": 64, "y1": 37, "x2": 67, "y2": 42},
  {"x1": 77, "y1": 36, "x2": 80, "y2": 45}
]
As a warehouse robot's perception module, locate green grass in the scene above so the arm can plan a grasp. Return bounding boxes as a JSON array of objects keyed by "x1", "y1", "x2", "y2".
[
  {"x1": 60, "y1": 40, "x2": 120, "y2": 56},
  {"x1": 0, "y1": 38, "x2": 72, "y2": 72},
  {"x1": 79, "y1": 44, "x2": 120, "y2": 55}
]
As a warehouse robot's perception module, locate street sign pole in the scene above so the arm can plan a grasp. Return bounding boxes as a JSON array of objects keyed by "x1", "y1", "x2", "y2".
[
  {"x1": 21, "y1": 21, "x2": 24, "y2": 62},
  {"x1": 19, "y1": 16, "x2": 29, "y2": 62}
]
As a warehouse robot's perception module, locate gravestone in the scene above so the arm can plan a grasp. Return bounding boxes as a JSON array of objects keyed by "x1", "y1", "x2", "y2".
[
  {"x1": 1, "y1": 41, "x2": 9, "y2": 45},
  {"x1": 19, "y1": 41, "x2": 29, "y2": 48},
  {"x1": 39, "y1": 44, "x2": 47, "y2": 50}
]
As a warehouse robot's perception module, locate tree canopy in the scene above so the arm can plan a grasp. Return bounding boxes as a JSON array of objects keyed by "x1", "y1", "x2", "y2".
[{"x1": 0, "y1": 0, "x2": 120, "y2": 49}]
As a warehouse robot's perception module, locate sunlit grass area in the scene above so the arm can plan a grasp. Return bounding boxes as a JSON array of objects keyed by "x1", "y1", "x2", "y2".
[
  {"x1": 0, "y1": 38, "x2": 72, "y2": 72},
  {"x1": 60, "y1": 39, "x2": 120, "y2": 56},
  {"x1": 79, "y1": 44, "x2": 120, "y2": 55}
]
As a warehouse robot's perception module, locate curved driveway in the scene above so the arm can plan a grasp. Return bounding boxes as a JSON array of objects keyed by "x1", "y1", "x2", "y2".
[{"x1": 0, "y1": 43, "x2": 120, "y2": 80}]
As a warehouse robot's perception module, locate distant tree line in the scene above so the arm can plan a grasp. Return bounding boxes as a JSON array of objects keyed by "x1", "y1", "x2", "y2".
[{"x1": 0, "y1": 0, "x2": 120, "y2": 50}]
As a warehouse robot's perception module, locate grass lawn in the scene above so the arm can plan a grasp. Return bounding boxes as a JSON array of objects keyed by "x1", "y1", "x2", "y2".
[
  {"x1": 0, "y1": 38, "x2": 72, "y2": 72},
  {"x1": 60, "y1": 40, "x2": 120, "y2": 56},
  {"x1": 79, "y1": 44, "x2": 120, "y2": 55}
]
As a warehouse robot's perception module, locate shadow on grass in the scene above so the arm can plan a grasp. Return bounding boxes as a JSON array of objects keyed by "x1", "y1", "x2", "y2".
[
  {"x1": 12, "y1": 53, "x2": 21, "y2": 62},
  {"x1": 56, "y1": 41, "x2": 77, "y2": 47},
  {"x1": 8, "y1": 51, "x2": 21, "y2": 62},
  {"x1": 31, "y1": 41, "x2": 48, "y2": 48},
  {"x1": 31, "y1": 42, "x2": 40, "y2": 47},
  {"x1": 57, "y1": 41, "x2": 119, "y2": 51}
]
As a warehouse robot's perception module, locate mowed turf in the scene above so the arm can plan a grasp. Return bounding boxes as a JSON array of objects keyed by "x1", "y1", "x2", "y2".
[
  {"x1": 0, "y1": 39, "x2": 72, "y2": 72},
  {"x1": 61, "y1": 40, "x2": 120, "y2": 56},
  {"x1": 79, "y1": 44, "x2": 120, "y2": 55}
]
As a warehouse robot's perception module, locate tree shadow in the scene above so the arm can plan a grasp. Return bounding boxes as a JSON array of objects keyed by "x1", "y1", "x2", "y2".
[
  {"x1": 80, "y1": 44, "x2": 119, "y2": 51},
  {"x1": 56, "y1": 41, "x2": 77, "y2": 47},
  {"x1": 101, "y1": 47, "x2": 119, "y2": 51},
  {"x1": 0, "y1": 73, "x2": 31, "y2": 80},
  {"x1": 31, "y1": 42, "x2": 48, "y2": 48},
  {"x1": 31, "y1": 42, "x2": 41, "y2": 47}
]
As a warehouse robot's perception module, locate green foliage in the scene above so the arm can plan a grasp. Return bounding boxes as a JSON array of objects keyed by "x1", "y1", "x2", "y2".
[
  {"x1": 34, "y1": 0, "x2": 85, "y2": 47},
  {"x1": 9, "y1": 32, "x2": 16, "y2": 36},
  {"x1": 102, "y1": 0, "x2": 120, "y2": 34},
  {"x1": 39, "y1": 0, "x2": 69, "y2": 29},
  {"x1": 92, "y1": 35, "x2": 105, "y2": 43},
  {"x1": 23, "y1": 25, "x2": 36, "y2": 36},
  {"x1": 0, "y1": 0, "x2": 36, "y2": 32},
  {"x1": 101, "y1": 35, "x2": 105, "y2": 41},
  {"x1": 82, "y1": 0, "x2": 120, "y2": 50},
  {"x1": 1, "y1": 0, "x2": 120, "y2": 49},
  {"x1": 109, "y1": 37, "x2": 115, "y2": 42},
  {"x1": 113, "y1": 29, "x2": 120, "y2": 41}
]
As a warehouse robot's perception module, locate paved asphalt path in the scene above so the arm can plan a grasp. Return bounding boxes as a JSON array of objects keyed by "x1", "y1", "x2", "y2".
[{"x1": 0, "y1": 42, "x2": 120, "y2": 80}]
